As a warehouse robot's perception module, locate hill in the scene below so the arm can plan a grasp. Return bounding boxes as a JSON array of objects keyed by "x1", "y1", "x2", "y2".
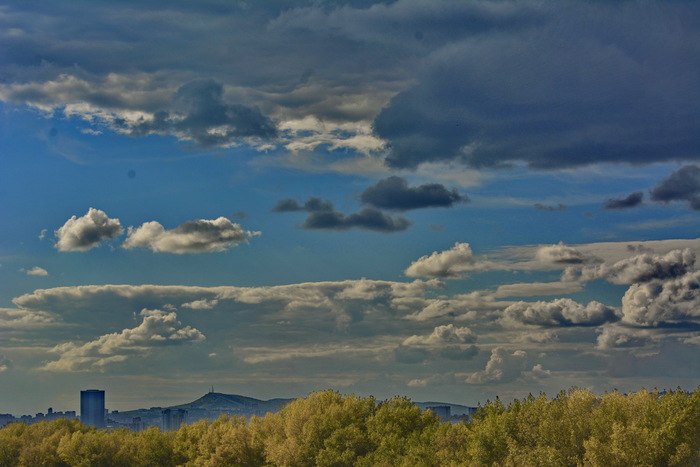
[{"x1": 108, "y1": 391, "x2": 476, "y2": 428}]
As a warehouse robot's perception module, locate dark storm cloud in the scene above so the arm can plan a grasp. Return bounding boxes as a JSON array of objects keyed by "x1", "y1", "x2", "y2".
[
  {"x1": 271, "y1": 197, "x2": 334, "y2": 213},
  {"x1": 360, "y1": 176, "x2": 467, "y2": 211},
  {"x1": 130, "y1": 79, "x2": 277, "y2": 146},
  {"x1": 603, "y1": 192, "x2": 644, "y2": 210},
  {"x1": 303, "y1": 207, "x2": 411, "y2": 233},
  {"x1": 650, "y1": 165, "x2": 700, "y2": 210},
  {"x1": 373, "y1": 2, "x2": 700, "y2": 169},
  {"x1": 273, "y1": 196, "x2": 411, "y2": 233}
]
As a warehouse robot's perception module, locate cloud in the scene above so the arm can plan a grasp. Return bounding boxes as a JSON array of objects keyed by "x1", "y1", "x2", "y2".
[
  {"x1": 396, "y1": 324, "x2": 480, "y2": 363},
  {"x1": 533, "y1": 203, "x2": 566, "y2": 212},
  {"x1": 502, "y1": 298, "x2": 620, "y2": 327},
  {"x1": 403, "y1": 324, "x2": 476, "y2": 346},
  {"x1": 405, "y1": 242, "x2": 500, "y2": 279},
  {"x1": 465, "y1": 347, "x2": 528, "y2": 384},
  {"x1": 10, "y1": 279, "x2": 442, "y2": 340},
  {"x1": 41, "y1": 309, "x2": 205, "y2": 372},
  {"x1": 181, "y1": 299, "x2": 219, "y2": 310},
  {"x1": 302, "y1": 207, "x2": 411, "y2": 233},
  {"x1": 620, "y1": 271, "x2": 700, "y2": 326},
  {"x1": 493, "y1": 281, "x2": 584, "y2": 298},
  {"x1": 374, "y1": 2, "x2": 700, "y2": 169},
  {"x1": 54, "y1": 208, "x2": 123, "y2": 251},
  {"x1": 272, "y1": 197, "x2": 411, "y2": 233},
  {"x1": 535, "y1": 242, "x2": 601, "y2": 265},
  {"x1": 0, "y1": 308, "x2": 56, "y2": 329},
  {"x1": 603, "y1": 191, "x2": 644, "y2": 210},
  {"x1": 271, "y1": 197, "x2": 334, "y2": 213},
  {"x1": 596, "y1": 326, "x2": 657, "y2": 350},
  {"x1": 580, "y1": 248, "x2": 696, "y2": 285},
  {"x1": 129, "y1": 79, "x2": 277, "y2": 146},
  {"x1": 0, "y1": 355, "x2": 12, "y2": 373},
  {"x1": 360, "y1": 176, "x2": 467, "y2": 211},
  {"x1": 650, "y1": 165, "x2": 700, "y2": 210},
  {"x1": 21, "y1": 267, "x2": 48, "y2": 277},
  {"x1": 123, "y1": 217, "x2": 255, "y2": 253}
]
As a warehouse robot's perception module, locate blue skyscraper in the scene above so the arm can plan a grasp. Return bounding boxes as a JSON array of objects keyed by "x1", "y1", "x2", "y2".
[{"x1": 80, "y1": 389, "x2": 105, "y2": 428}]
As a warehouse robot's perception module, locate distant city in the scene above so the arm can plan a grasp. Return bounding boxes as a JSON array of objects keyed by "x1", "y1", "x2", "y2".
[{"x1": 0, "y1": 388, "x2": 478, "y2": 431}]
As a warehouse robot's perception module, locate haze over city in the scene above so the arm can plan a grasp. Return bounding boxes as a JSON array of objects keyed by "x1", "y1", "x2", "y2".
[{"x1": 1, "y1": 0, "x2": 698, "y2": 416}]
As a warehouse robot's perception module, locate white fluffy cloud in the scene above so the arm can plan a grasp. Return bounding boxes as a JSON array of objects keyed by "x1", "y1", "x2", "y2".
[
  {"x1": 54, "y1": 208, "x2": 123, "y2": 251},
  {"x1": 502, "y1": 299, "x2": 620, "y2": 327},
  {"x1": 621, "y1": 271, "x2": 700, "y2": 326},
  {"x1": 535, "y1": 242, "x2": 600, "y2": 266},
  {"x1": 0, "y1": 355, "x2": 13, "y2": 373},
  {"x1": 41, "y1": 309, "x2": 205, "y2": 372},
  {"x1": 405, "y1": 242, "x2": 501, "y2": 278},
  {"x1": 596, "y1": 326, "x2": 657, "y2": 350},
  {"x1": 403, "y1": 324, "x2": 476, "y2": 346},
  {"x1": 465, "y1": 347, "x2": 528, "y2": 384},
  {"x1": 0, "y1": 308, "x2": 56, "y2": 328},
  {"x1": 398, "y1": 324, "x2": 479, "y2": 363},
  {"x1": 580, "y1": 248, "x2": 696, "y2": 285},
  {"x1": 181, "y1": 299, "x2": 219, "y2": 310},
  {"x1": 21, "y1": 267, "x2": 48, "y2": 276},
  {"x1": 123, "y1": 217, "x2": 256, "y2": 254}
]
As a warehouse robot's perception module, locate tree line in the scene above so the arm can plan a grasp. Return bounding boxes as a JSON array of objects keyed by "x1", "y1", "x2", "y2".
[{"x1": 1, "y1": 387, "x2": 698, "y2": 466}]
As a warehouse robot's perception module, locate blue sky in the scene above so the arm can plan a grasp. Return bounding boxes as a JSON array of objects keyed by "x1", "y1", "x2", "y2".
[{"x1": 1, "y1": 0, "x2": 699, "y2": 415}]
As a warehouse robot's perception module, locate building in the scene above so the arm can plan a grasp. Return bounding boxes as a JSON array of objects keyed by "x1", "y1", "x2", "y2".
[
  {"x1": 80, "y1": 389, "x2": 105, "y2": 428},
  {"x1": 427, "y1": 405, "x2": 451, "y2": 421},
  {"x1": 161, "y1": 408, "x2": 188, "y2": 431}
]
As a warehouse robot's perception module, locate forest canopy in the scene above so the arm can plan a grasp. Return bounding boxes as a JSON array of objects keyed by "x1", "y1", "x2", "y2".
[{"x1": 1, "y1": 387, "x2": 698, "y2": 466}]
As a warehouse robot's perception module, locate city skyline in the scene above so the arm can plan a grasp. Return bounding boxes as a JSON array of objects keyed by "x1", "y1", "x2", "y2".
[{"x1": 1, "y1": 0, "x2": 699, "y2": 415}]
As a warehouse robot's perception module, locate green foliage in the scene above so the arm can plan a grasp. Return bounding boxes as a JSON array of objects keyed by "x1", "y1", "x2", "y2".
[{"x1": 1, "y1": 387, "x2": 698, "y2": 466}]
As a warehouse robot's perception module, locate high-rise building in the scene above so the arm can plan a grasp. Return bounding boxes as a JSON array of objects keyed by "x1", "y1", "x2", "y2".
[
  {"x1": 161, "y1": 408, "x2": 188, "y2": 431},
  {"x1": 80, "y1": 389, "x2": 105, "y2": 428}
]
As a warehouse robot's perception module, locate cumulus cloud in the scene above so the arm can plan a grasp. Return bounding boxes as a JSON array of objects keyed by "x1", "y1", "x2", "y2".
[
  {"x1": 465, "y1": 347, "x2": 528, "y2": 384},
  {"x1": 405, "y1": 242, "x2": 500, "y2": 278},
  {"x1": 54, "y1": 208, "x2": 123, "y2": 251},
  {"x1": 360, "y1": 176, "x2": 467, "y2": 211},
  {"x1": 603, "y1": 191, "x2": 644, "y2": 210},
  {"x1": 620, "y1": 271, "x2": 700, "y2": 326},
  {"x1": 0, "y1": 308, "x2": 56, "y2": 329},
  {"x1": 502, "y1": 299, "x2": 619, "y2": 327},
  {"x1": 650, "y1": 165, "x2": 700, "y2": 210},
  {"x1": 123, "y1": 217, "x2": 255, "y2": 253},
  {"x1": 535, "y1": 242, "x2": 600, "y2": 265},
  {"x1": 0, "y1": 355, "x2": 13, "y2": 373},
  {"x1": 596, "y1": 326, "x2": 657, "y2": 350},
  {"x1": 374, "y1": 3, "x2": 699, "y2": 169},
  {"x1": 579, "y1": 249, "x2": 696, "y2": 285},
  {"x1": 21, "y1": 267, "x2": 48, "y2": 276},
  {"x1": 41, "y1": 309, "x2": 205, "y2": 372},
  {"x1": 403, "y1": 324, "x2": 476, "y2": 346},
  {"x1": 394, "y1": 323, "x2": 480, "y2": 363}
]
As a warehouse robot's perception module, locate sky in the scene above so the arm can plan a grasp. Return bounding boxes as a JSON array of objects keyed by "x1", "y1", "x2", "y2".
[{"x1": 1, "y1": 0, "x2": 699, "y2": 416}]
